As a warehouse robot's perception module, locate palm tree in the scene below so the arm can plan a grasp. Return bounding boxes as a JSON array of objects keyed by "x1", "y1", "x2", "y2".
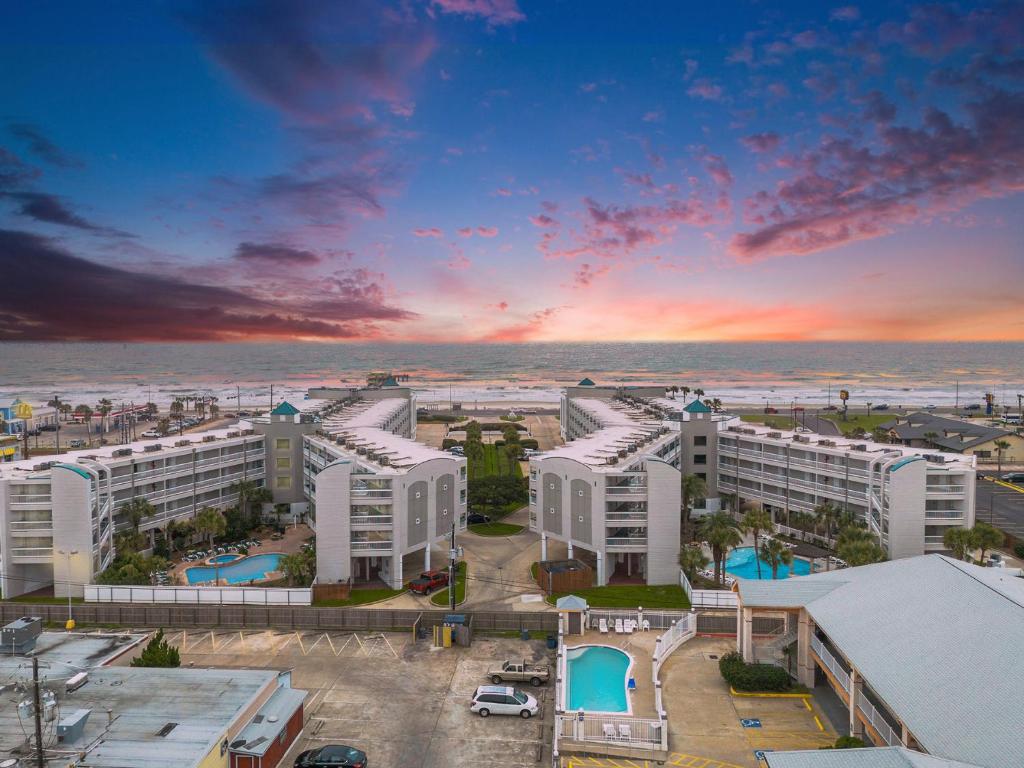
[
  {"x1": 972, "y1": 522, "x2": 1003, "y2": 564},
  {"x1": 678, "y1": 544, "x2": 709, "y2": 582},
  {"x1": 157, "y1": 417, "x2": 170, "y2": 435},
  {"x1": 231, "y1": 480, "x2": 272, "y2": 529},
  {"x1": 680, "y1": 386, "x2": 691, "y2": 402},
  {"x1": 503, "y1": 442, "x2": 521, "y2": 475},
  {"x1": 923, "y1": 431, "x2": 940, "y2": 449},
  {"x1": 210, "y1": 403, "x2": 220, "y2": 419},
  {"x1": 669, "y1": 385, "x2": 679, "y2": 399},
  {"x1": 699, "y1": 512, "x2": 742, "y2": 585},
  {"x1": 814, "y1": 501, "x2": 838, "y2": 546},
  {"x1": 680, "y1": 474, "x2": 708, "y2": 540},
  {"x1": 871, "y1": 427, "x2": 890, "y2": 444},
  {"x1": 719, "y1": 491, "x2": 738, "y2": 514},
  {"x1": 742, "y1": 504, "x2": 774, "y2": 580},
  {"x1": 943, "y1": 527, "x2": 975, "y2": 561},
  {"x1": 169, "y1": 399, "x2": 184, "y2": 421},
  {"x1": 121, "y1": 497, "x2": 156, "y2": 535},
  {"x1": 711, "y1": 398, "x2": 723, "y2": 412},
  {"x1": 759, "y1": 538, "x2": 794, "y2": 579},
  {"x1": 96, "y1": 398, "x2": 113, "y2": 433},
  {"x1": 837, "y1": 538, "x2": 886, "y2": 566},
  {"x1": 75, "y1": 404, "x2": 94, "y2": 439},
  {"x1": 194, "y1": 507, "x2": 226, "y2": 548},
  {"x1": 994, "y1": 440, "x2": 1011, "y2": 475},
  {"x1": 693, "y1": 388, "x2": 705, "y2": 400}
]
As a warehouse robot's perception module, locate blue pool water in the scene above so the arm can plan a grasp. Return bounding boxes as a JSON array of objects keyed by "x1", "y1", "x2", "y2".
[
  {"x1": 186, "y1": 553, "x2": 282, "y2": 585},
  {"x1": 726, "y1": 546, "x2": 810, "y2": 580},
  {"x1": 210, "y1": 554, "x2": 240, "y2": 564},
  {"x1": 566, "y1": 646, "x2": 630, "y2": 712}
]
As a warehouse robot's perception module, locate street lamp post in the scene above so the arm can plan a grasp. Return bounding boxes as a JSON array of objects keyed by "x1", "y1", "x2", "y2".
[{"x1": 57, "y1": 549, "x2": 79, "y2": 629}]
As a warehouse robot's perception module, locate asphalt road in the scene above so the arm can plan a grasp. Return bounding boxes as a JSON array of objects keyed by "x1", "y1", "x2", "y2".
[{"x1": 975, "y1": 473, "x2": 1024, "y2": 539}]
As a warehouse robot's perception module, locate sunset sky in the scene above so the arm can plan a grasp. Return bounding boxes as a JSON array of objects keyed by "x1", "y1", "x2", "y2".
[{"x1": 1, "y1": 0, "x2": 1023, "y2": 342}]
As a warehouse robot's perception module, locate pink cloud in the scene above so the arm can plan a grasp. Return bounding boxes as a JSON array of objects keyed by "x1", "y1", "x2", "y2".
[
  {"x1": 686, "y1": 79, "x2": 725, "y2": 101},
  {"x1": 741, "y1": 132, "x2": 782, "y2": 153},
  {"x1": 731, "y1": 90, "x2": 1024, "y2": 260},
  {"x1": 642, "y1": 109, "x2": 664, "y2": 123},
  {"x1": 530, "y1": 214, "x2": 557, "y2": 227},
  {"x1": 456, "y1": 227, "x2": 474, "y2": 237},
  {"x1": 413, "y1": 227, "x2": 444, "y2": 238},
  {"x1": 573, "y1": 262, "x2": 610, "y2": 288},
  {"x1": 494, "y1": 187, "x2": 512, "y2": 197},
  {"x1": 481, "y1": 307, "x2": 562, "y2": 342},
  {"x1": 430, "y1": 0, "x2": 525, "y2": 26},
  {"x1": 476, "y1": 226, "x2": 499, "y2": 237}
]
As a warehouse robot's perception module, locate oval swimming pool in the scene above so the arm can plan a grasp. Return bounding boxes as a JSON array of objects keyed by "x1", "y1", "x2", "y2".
[
  {"x1": 209, "y1": 554, "x2": 241, "y2": 564},
  {"x1": 566, "y1": 645, "x2": 631, "y2": 713},
  {"x1": 185, "y1": 553, "x2": 282, "y2": 585},
  {"x1": 726, "y1": 546, "x2": 810, "y2": 580}
]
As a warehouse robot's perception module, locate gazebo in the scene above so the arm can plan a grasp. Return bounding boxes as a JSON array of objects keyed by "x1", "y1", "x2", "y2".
[{"x1": 555, "y1": 594, "x2": 588, "y2": 635}]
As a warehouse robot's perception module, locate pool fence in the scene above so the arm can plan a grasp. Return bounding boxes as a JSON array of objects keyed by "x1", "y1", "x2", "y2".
[
  {"x1": 679, "y1": 568, "x2": 739, "y2": 609},
  {"x1": 85, "y1": 584, "x2": 312, "y2": 605}
]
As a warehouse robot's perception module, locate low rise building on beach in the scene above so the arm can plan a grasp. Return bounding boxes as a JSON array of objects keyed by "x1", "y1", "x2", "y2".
[{"x1": 881, "y1": 411, "x2": 1024, "y2": 464}]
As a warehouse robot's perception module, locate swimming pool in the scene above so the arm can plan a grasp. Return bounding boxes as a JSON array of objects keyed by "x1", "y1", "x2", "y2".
[
  {"x1": 726, "y1": 546, "x2": 810, "y2": 580},
  {"x1": 185, "y1": 553, "x2": 282, "y2": 585},
  {"x1": 209, "y1": 554, "x2": 241, "y2": 564},
  {"x1": 566, "y1": 645, "x2": 632, "y2": 713}
]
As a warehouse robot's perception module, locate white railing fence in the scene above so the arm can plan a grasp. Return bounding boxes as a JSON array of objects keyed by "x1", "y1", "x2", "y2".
[
  {"x1": 652, "y1": 612, "x2": 695, "y2": 682},
  {"x1": 85, "y1": 584, "x2": 312, "y2": 605},
  {"x1": 855, "y1": 689, "x2": 901, "y2": 747},
  {"x1": 588, "y1": 608, "x2": 688, "y2": 631},
  {"x1": 679, "y1": 569, "x2": 739, "y2": 609},
  {"x1": 555, "y1": 713, "x2": 666, "y2": 750},
  {"x1": 810, "y1": 635, "x2": 850, "y2": 692}
]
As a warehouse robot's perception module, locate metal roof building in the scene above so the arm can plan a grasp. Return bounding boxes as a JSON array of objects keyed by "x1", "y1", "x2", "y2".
[
  {"x1": 766, "y1": 746, "x2": 985, "y2": 768},
  {"x1": 736, "y1": 555, "x2": 1024, "y2": 768}
]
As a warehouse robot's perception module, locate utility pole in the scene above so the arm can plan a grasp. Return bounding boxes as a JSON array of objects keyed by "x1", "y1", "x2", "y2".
[
  {"x1": 955, "y1": 379, "x2": 959, "y2": 412},
  {"x1": 1018, "y1": 394, "x2": 1022, "y2": 423},
  {"x1": 270, "y1": 384, "x2": 274, "y2": 412},
  {"x1": 32, "y1": 656, "x2": 44, "y2": 768},
  {"x1": 449, "y1": 523, "x2": 457, "y2": 612},
  {"x1": 53, "y1": 393, "x2": 61, "y2": 454},
  {"x1": 237, "y1": 385, "x2": 241, "y2": 414}
]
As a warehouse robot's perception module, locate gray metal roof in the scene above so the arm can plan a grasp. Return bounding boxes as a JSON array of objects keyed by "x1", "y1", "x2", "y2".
[
  {"x1": 736, "y1": 576, "x2": 848, "y2": 608},
  {"x1": 742, "y1": 555, "x2": 1024, "y2": 768},
  {"x1": 230, "y1": 685, "x2": 305, "y2": 756},
  {"x1": 766, "y1": 747, "x2": 984, "y2": 768},
  {"x1": 882, "y1": 412, "x2": 1012, "y2": 451},
  {"x1": 556, "y1": 595, "x2": 589, "y2": 610}
]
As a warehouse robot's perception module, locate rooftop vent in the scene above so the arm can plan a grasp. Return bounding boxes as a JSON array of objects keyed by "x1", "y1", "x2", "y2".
[
  {"x1": 175, "y1": 440, "x2": 191, "y2": 447},
  {"x1": 112, "y1": 448, "x2": 133, "y2": 458},
  {"x1": 143, "y1": 444, "x2": 162, "y2": 453},
  {"x1": 767, "y1": 431, "x2": 782, "y2": 439},
  {"x1": 65, "y1": 672, "x2": 88, "y2": 693},
  {"x1": 851, "y1": 444, "x2": 868, "y2": 451},
  {"x1": 156, "y1": 722, "x2": 178, "y2": 737},
  {"x1": 226, "y1": 431, "x2": 240, "y2": 438},
  {"x1": 240, "y1": 429, "x2": 254, "y2": 436},
  {"x1": 33, "y1": 462, "x2": 53, "y2": 471},
  {"x1": 202, "y1": 435, "x2": 217, "y2": 443}
]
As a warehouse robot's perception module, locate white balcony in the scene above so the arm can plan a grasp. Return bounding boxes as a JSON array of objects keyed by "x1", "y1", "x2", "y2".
[
  {"x1": 350, "y1": 540, "x2": 393, "y2": 552},
  {"x1": 351, "y1": 515, "x2": 393, "y2": 528},
  {"x1": 926, "y1": 485, "x2": 966, "y2": 495},
  {"x1": 606, "y1": 536, "x2": 647, "y2": 550}
]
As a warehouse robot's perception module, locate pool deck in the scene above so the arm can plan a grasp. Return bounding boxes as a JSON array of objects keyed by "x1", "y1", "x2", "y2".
[
  {"x1": 168, "y1": 523, "x2": 312, "y2": 585},
  {"x1": 569, "y1": 628, "x2": 659, "y2": 719}
]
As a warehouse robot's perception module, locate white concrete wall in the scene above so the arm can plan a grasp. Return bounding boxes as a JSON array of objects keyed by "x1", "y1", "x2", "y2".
[
  {"x1": 51, "y1": 465, "x2": 96, "y2": 598},
  {"x1": 645, "y1": 458, "x2": 682, "y2": 585},
  {"x1": 314, "y1": 460, "x2": 354, "y2": 584},
  {"x1": 885, "y1": 458, "x2": 927, "y2": 560}
]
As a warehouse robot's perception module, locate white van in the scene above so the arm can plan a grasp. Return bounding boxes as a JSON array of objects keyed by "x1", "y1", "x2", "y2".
[
  {"x1": 1003, "y1": 414, "x2": 1021, "y2": 425},
  {"x1": 470, "y1": 685, "x2": 538, "y2": 718}
]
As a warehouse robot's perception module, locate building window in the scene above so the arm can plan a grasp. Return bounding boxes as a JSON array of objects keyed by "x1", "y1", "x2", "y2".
[
  {"x1": 694, "y1": 454, "x2": 707, "y2": 464},
  {"x1": 697, "y1": 472, "x2": 707, "y2": 482},
  {"x1": 442, "y1": 508, "x2": 448, "y2": 516},
  {"x1": 275, "y1": 438, "x2": 291, "y2": 450},
  {"x1": 415, "y1": 491, "x2": 421, "y2": 499},
  {"x1": 442, "y1": 483, "x2": 448, "y2": 490},
  {"x1": 276, "y1": 457, "x2": 291, "y2": 469},
  {"x1": 276, "y1": 475, "x2": 292, "y2": 489},
  {"x1": 694, "y1": 436, "x2": 707, "y2": 446}
]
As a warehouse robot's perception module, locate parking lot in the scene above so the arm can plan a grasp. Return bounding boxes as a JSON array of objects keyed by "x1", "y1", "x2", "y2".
[
  {"x1": 123, "y1": 628, "x2": 555, "y2": 768},
  {"x1": 976, "y1": 473, "x2": 1024, "y2": 540}
]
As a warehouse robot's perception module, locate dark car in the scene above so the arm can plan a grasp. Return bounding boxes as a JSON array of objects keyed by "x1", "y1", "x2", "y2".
[
  {"x1": 39, "y1": 423, "x2": 58, "y2": 431},
  {"x1": 1002, "y1": 472, "x2": 1024, "y2": 484},
  {"x1": 467, "y1": 512, "x2": 491, "y2": 525},
  {"x1": 294, "y1": 745, "x2": 367, "y2": 768}
]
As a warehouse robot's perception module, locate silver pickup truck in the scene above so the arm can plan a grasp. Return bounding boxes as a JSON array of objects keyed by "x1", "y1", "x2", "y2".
[{"x1": 487, "y1": 659, "x2": 550, "y2": 686}]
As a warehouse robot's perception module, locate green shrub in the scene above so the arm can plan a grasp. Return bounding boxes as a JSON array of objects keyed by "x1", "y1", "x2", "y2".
[
  {"x1": 1014, "y1": 543, "x2": 1024, "y2": 559},
  {"x1": 834, "y1": 736, "x2": 867, "y2": 749},
  {"x1": 131, "y1": 629, "x2": 180, "y2": 668},
  {"x1": 520, "y1": 438, "x2": 539, "y2": 450},
  {"x1": 495, "y1": 440, "x2": 505, "y2": 447},
  {"x1": 477, "y1": 422, "x2": 526, "y2": 432},
  {"x1": 718, "y1": 651, "x2": 792, "y2": 692},
  {"x1": 441, "y1": 438, "x2": 458, "y2": 449}
]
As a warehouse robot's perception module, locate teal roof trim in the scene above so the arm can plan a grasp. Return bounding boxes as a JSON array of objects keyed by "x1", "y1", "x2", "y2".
[
  {"x1": 382, "y1": 375, "x2": 399, "y2": 387},
  {"x1": 683, "y1": 400, "x2": 712, "y2": 413},
  {"x1": 890, "y1": 456, "x2": 923, "y2": 471},
  {"x1": 54, "y1": 463, "x2": 92, "y2": 480},
  {"x1": 271, "y1": 401, "x2": 300, "y2": 416},
  {"x1": 577, "y1": 377, "x2": 596, "y2": 386}
]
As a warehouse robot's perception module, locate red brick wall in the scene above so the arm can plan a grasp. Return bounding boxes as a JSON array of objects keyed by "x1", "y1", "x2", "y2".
[{"x1": 230, "y1": 702, "x2": 304, "y2": 768}]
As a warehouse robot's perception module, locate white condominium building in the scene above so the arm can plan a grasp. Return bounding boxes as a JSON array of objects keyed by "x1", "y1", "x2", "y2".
[
  {"x1": 716, "y1": 421, "x2": 976, "y2": 558},
  {"x1": 529, "y1": 384, "x2": 691, "y2": 585},
  {"x1": 297, "y1": 387, "x2": 467, "y2": 590},
  {"x1": 0, "y1": 427, "x2": 266, "y2": 598}
]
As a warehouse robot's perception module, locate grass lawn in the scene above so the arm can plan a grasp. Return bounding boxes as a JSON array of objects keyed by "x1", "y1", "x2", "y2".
[
  {"x1": 468, "y1": 444, "x2": 523, "y2": 481},
  {"x1": 468, "y1": 521, "x2": 524, "y2": 536},
  {"x1": 820, "y1": 413, "x2": 897, "y2": 435},
  {"x1": 430, "y1": 561, "x2": 467, "y2": 607},
  {"x1": 740, "y1": 414, "x2": 797, "y2": 430},
  {"x1": 545, "y1": 583, "x2": 690, "y2": 610},
  {"x1": 314, "y1": 587, "x2": 402, "y2": 608}
]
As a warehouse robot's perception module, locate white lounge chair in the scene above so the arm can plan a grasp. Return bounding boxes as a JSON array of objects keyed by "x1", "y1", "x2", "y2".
[
  {"x1": 624, "y1": 619, "x2": 635, "y2": 634},
  {"x1": 603, "y1": 723, "x2": 617, "y2": 739},
  {"x1": 614, "y1": 619, "x2": 624, "y2": 634},
  {"x1": 599, "y1": 618, "x2": 609, "y2": 634},
  {"x1": 618, "y1": 723, "x2": 632, "y2": 740}
]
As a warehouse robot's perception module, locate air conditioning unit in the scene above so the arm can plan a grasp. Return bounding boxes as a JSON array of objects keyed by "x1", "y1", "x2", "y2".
[
  {"x1": 851, "y1": 444, "x2": 868, "y2": 451},
  {"x1": 202, "y1": 435, "x2": 216, "y2": 443},
  {"x1": 793, "y1": 435, "x2": 810, "y2": 443},
  {"x1": 112, "y1": 448, "x2": 133, "y2": 458},
  {"x1": 143, "y1": 444, "x2": 162, "y2": 452},
  {"x1": 33, "y1": 462, "x2": 53, "y2": 471},
  {"x1": 175, "y1": 440, "x2": 190, "y2": 447},
  {"x1": 743, "y1": 428, "x2": 757, "y2": 435},
  {"x1": 819, "y1": 440, "x2": 836, "y2": 447},
  {"x1": 226, "y1": 431, "x2": 240, "y2": 438},
  {"x1": 924, "y1": 454, "x2": 946, "y2": 464},
  {"x1": 240, "y1": 429, "x2": 254, "y2": 436},
  {"x1": 767, "y1": 431, "x2": 782, "y2": 439},
  {"x1": 356, "y1": 447, "x2": 367, "y2": 455},
  {"x1": 379, "y1": 456, "x2": 390, "y2": 466},
  {"x1": 65, "y1": 671, "x2": 89, "y2": 693}
]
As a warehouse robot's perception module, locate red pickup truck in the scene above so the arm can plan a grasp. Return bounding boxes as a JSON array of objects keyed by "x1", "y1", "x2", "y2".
[{"x1": 409, "y1": 570, "x2": 449, "y2": 595}]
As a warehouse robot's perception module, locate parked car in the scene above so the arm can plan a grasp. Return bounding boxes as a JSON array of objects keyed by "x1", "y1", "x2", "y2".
[
  {"x1": 467, "y1": 513, "x2": 491, "y2": 525},
  {"x1": 487, "y1": 659, "x2": 550, "y2": 686},
  {"x1": 39, "y1": 423, "x2": 58, "y2": 432},
  {"x1": 822, "y1": 405, "x2": 838, "y2": 411},
  {"x1": 141, "y1": 429, "x2": 161, "y2": 439},
  {"x1": 965, "y1": 404, "x2": 982, "y2": 411},
  {"x1": 1002, "y1": 472, "x2": 1024, "y2": 483},
  {"x1": 872, "y1": 404, "x2": 890, "y2": 411},
  {"x1": 408, "y1": 569, "x2": 449, "y2": 595},
  {"x1": 294, "y1": 745, "x2": 367, "y2": 768},
  {"x1": 68, "y1": 439, "x2": 86, "y2": 449},
  {"x1": 470, "y1": 685, "x2": 538, "y2": 718},
  {"x1": 764, "y1": 407, "x2": 779, "y2": 414}
]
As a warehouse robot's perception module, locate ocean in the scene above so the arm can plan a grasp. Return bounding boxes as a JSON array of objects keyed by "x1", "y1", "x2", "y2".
[{"x1": 0, "y1": 341, "x2": 1022, "y2": 410}]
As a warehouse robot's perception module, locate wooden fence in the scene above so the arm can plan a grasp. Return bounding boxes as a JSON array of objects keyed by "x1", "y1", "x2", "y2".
[{"x1": 535, "y1": 559, "x2": 594, "y2": 594}]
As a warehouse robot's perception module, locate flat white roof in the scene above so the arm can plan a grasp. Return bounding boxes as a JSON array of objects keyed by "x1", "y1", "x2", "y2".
[
  {"x1": 0, "y1": 423, "x2": 260, "y2": 479},
  {"x1": 721, "y1": 420, "x2": 975, "y2": 469},
  {"x1": 543, "y1": 397, "x2": 675, "y2": 469},
  {"x1": 316, "y1": 397, "x2": 457, "y2": 469}
]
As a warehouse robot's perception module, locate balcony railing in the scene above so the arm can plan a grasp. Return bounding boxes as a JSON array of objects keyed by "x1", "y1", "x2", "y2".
[
  {"x1": 605, "y1": 512, "x2": 648, "y2": 522},
  {"x1": 605, "y1": 485, "x2": 647, "y2": 496},
  {"x1": 9, "y1": 520, "x2": 54, "y2": 531},
  {"x1": 8, "y1": 494, "x2": 52, "y2": 506},
  {"x1": 855, "y1": 690, "x2": 901, "y2": 746},
  {"x1": 926, "y1": 485, "x2": 965, "y2": 494},
  {"x1": 351, "y1": 489, "x2": 393, "y2": 498},
  {"x1": 10, "y1": 547, "x2": 54, "y2": 558},
  {"x1": 350, "y1": 540, "x2": 393, "y2": 552},
  {"x1": 351, "y1": 515, "x2": 393, "y2": 527},
  {"x1": 606, "y1": 536, "x2": 647, "y2": 549},
  {"x1": 811, "y1": 635, "x2": 850, "y2": 692},
  {"x1": 925, "y1": 509, "x2": 965, "y2": 519}
]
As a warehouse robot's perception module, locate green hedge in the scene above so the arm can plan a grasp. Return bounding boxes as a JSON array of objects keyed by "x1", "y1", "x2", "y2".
[
  {"x1": 477, "y1": 422, "x2": 526, "y2": 432},
  {"x1": 718, "y1": 651, "x2": 792, "y2": 692},
  {"x1": 520, "y1": 438, "x2": 538, "y2": 450},
  {"x1": 441, "y1": 438, "x2": 459, "y2": 449}
]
